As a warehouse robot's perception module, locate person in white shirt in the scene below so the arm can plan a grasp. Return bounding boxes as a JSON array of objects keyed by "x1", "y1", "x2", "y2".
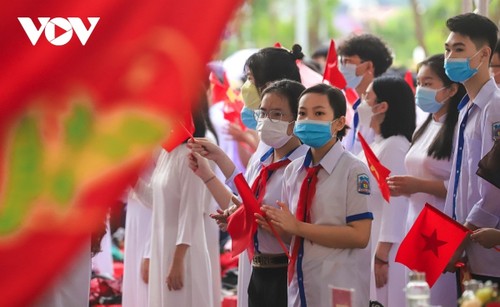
[
  {"x1": 442, "y1": 12, "x2": 500, "y2": 286},
  {"x1": 262, "y1": 83, "x2": 373, "y2": 307},
  {"x1": 188, "y1": 79, "x2": 309, "y2": 307},
  {"x1": 387, "y1": 54, "x2": 466, "y2": 306},
  {"x1": 338, "y1": 34, "x2": 393, "y2": 155},
  {"x1": 356, "y1": 76, "x2": 416, "y2": 306}
]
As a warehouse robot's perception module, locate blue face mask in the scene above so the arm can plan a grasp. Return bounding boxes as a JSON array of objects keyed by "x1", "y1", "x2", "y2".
[
  {"x1": 293, "y1": 119, "x2": 334, "y2": 148},
  {"x1": 339, "y1": 63, "x2": 363, "y2": 89},
  {"x1": 415, "y1": 86, "x2": 446, "y2": 113},
  {"x1": 241, "y1": 106, "x2": 257, "y2": 130},
  {"x1": 444, "y1": 50, "x2": 482, "y2": 83}
]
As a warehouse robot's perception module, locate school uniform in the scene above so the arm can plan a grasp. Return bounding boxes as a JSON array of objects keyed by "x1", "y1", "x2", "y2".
[
  {"x1": 343, "y1": 98, "x2": 376, "y2": 155},
  {"x1": 404, "y1": 117, "x2": 457, "y2": 307},
  {"x1": 226, "y1": 144, "x2": 309, "y2": 307},
  {"x1": 284, "y1": 143, "x2": 373, "y2": 307},
  {"x1": 148, "y1": 147, "x2": 214, "y2": 307},
  {"x1": 444, "y1": 78, "x2": 500, "y2": 280},
  {"x1": 358, "y1": 135, "x2": 410, "y2": 307}
]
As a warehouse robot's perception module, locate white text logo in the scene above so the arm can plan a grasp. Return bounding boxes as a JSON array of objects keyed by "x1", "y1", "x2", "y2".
[{"x1": 18, "y1": 17, "x2": 100, "y2": 46}]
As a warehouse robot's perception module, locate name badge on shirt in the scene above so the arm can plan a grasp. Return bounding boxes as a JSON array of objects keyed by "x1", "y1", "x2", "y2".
[
  {"x1": 493, "y1": 122, "x2": 500, "y2": 141},
  {"x1": 357, "y1": 173, "x2": 370, "y2": 195}
]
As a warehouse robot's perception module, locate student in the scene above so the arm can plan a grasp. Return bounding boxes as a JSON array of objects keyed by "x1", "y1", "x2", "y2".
[
  {"x1": 356, "y1": 76, "x2": 415, "y2": 306},
  {"x1": 489, "y1": 41, "x2": 500, "y2": 85},
  {"x1": 442, "y1": 12, "x2": 500, "y2": 285},
  {"x1": 337, "y1": 33, "x2": 393, "y2": 154},
  {"x1": 263, "y1": 83, "x2": 373, "y2": 307},
  {"x1": 188, "y1": 79, "x2": 309, "y2": 307},
  {"x1": 387, "y1": 54, "x2": 465, "y2": 307}
]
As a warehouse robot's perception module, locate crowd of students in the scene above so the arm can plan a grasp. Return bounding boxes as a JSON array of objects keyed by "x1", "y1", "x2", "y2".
[{"x1": 35, "y1": 11, "x2": 500, "y2": 307}]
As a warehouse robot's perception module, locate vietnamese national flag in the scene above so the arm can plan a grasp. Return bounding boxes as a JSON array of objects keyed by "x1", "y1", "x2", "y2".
[
  {"x1": 395, "y1": 203, "x2": 469, "y2": 287},
  {"x1": 226, "y1": 173, "x2": 289, "y2": 259},
  {"x1": 322, "y1": 39, "x2": 347, "y2": 90},
  {"x1": 0, "y1": 1, "x2": 243, "y2": 306},
  {"x1": 358, "y1": 132, "x2": 391, "y2": 202}
]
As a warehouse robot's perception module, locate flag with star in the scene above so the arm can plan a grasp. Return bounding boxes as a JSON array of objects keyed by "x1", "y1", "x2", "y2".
[{"x1": 395, "y1": 203, "x2": 469, "y2": 287}]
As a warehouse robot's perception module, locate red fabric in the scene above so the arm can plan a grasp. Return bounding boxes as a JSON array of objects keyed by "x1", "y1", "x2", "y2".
[
  {"x1": 250, "y1": 159, "x2": 291, "y2": 206},
  {"x1": 344, "y1": 87, "x2": 359, "y2": 107},
  {"x1": 357, "y1": 132, "x2": 391, "y2": 202},
  {"x1": 0, "y1": 1, "x2": 242, "y2": 306},
  {"x1": 322, "y1": 39, "x2": 347, "y2": 90},
  {"x1": 222, "y1": 295, "x2": 238, "y2": 307},
  {"x1": 288, "y1": 165, "x2": 322, "y2": 284},
  {"x1": 395, "y1": 203, "x2": 469, "y2": 287},
  {"x1": 404, "y1": 70, "x2": 416, "y2": 94},
  {"x1": 274, "y1": 42, "x2": 282, "y2": 48}
]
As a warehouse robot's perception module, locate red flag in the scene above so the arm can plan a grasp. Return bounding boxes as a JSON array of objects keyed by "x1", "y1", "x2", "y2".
[
  {"x1": 358, "y1": 132, "x2": 391, "y2": 202},
  {"x1": 274, "y1": 42, "x2": 282, "y2": 48},
  {"x1": 395, "y1": 203, "x2": 469, "y2": 287},
  {"x1": 226, "y1": 173, "x2": 289, "y2": 259},
  {"x1": 322, "y1": 39, "x2": 347, "y2": 89},
  {"x1": 0, "y1": 1, "x2": 242, "y2": 306},
  {"x1": 344, "y1": 87, "x2": 359, "y2": 107},
  {"x1": 404, "y1": 70, "x2": 416, "y2": 94}
]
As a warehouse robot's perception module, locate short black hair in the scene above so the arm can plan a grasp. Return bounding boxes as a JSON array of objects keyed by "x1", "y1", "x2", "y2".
[
  {"x1": 261, "y1": 79, "x2": 306, "y2": 119},
  {"x1": 413, "y1": 54, "x2": 466, "y2": 160},
  {"x1": 337, "y1": 33, "x2": 393, "y2": 77},
  {"x1": 312, "y1": 45, "x2": 329, "y2": 59},
  {"x1": 372, "y1": 76, "x2": 416, "y2": 142},
  {"x1": 245, "y1": 44, "x2": 302, "y2": 93},
  {"x1": 298, "y1": 83, "x2": 348, "y2": 140},
  {"x1": 446, "y1": 13, "x2": 498, "y2": 60}
]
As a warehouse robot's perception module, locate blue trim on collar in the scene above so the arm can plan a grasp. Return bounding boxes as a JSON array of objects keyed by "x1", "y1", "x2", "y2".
[{"x1": 457, "y1": 94, "x2": 470, "y2": 111}]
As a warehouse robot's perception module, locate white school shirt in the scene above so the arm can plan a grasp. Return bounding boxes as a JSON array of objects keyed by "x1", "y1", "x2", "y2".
[
  {"x1": 283, "y1": 142, "x2": 373, "y2": 307},
  {"x1": 357, "y1": 134, "x2": 410, "y2": 307},
  {"x1": 404, "y1": 118, "x2": 457, "y2": 307},
  {"x1": 230, "y1": 144, "x2": 308, "y2": 307},
  {"x1": 444, "y1": 78, "x2": 500, "y2": 277}
]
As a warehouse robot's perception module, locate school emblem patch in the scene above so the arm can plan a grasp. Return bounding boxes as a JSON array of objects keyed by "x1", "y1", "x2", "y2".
[
  {"x1": 493, "y1": 122, "x2": 500, "y2": 141},
  {"x1": 357, "y1": 173, "x2": 370, "y2": 195}
]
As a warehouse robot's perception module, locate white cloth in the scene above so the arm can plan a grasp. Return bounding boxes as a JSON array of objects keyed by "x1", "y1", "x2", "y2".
[
  {"x1": 122, "y1": 191, "x2": 152, "y2": 307},
  {"x1": 33, "y1": 240, "x2": 91, "y2": 307},
  {"x1": 404, "y1": 119, "x2": 456, "y2": 307},
  {"x1": 235, "y1": 144, "x2": 308, "y2": 307},
  {"x1": 148, "y1": 146, "x2": 214, "y2": 307},
  {"x1": 92, "y1": 221, "x2": 114, "y2": 277},
  {"x1": 283, "y1": 143, "x2": 373, "y2": 307},
  {"x1": 209, "y1": 102, "x2": 246, "y2": 173},
  {"x1": 358, "y1": 135, "x2": 410, "y2": 307},
  {"x1": 344, "y1": 120, "x2": 376, "y2": 155},
  {"x1": 444, "y1": 79, "x2": 500, "y2": 277}
]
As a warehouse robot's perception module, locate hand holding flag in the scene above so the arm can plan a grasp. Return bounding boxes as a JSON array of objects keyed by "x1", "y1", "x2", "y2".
[
  {"x1": 395, "y1": 203, "x2": 469, "y2": 287},
  {"x1": 358, "y1": 132, "x2": 391, "y2": 202}
]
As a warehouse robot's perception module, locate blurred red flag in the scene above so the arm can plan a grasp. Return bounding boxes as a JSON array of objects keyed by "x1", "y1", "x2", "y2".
[
  {"x1": 323, "y1": 39, "x2": 347, "y2": 89},
  {"x1": 395, "y1": 203, "x2": 469, "y2": 287},
  {"x1": 274, "y1": 42, "x2": 282, "y2": 48},
  {"x1": 0, "y1": 1, "x2": 242, "y2": 306},
  {"x1": 358, "y1": 132, "x2": 391, "y2": 202},
  {"x1": 404, "y1": 70, "x2": 416, "y2": 94}
]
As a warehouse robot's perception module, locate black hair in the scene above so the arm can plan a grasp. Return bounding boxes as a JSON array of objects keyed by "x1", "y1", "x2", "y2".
[
  {"x1": 494, "y1": 40, "x2": 500, "y2": 56},
  {"x1": 312, "y1": 45, "x2": 329, "y2": 59},
  {"x1": 446, "y1": 13, "x2": 498, "y2": 60},
  {"x1": 372, "y1": 76, "x2": 416, "y2": 142},
  {"x1": 337, "y1": 33, "x2": 393, "y2": 77},
  {"x1": 412, "y1": 54, "x2": 466, "y2": 160},
  {"x1": 245, "y1": 44, "x2": 302, "y2": 93},
  {"x1": 260, "y1": 79, "x2": 306, "y2": 119},
  {"x1": 298, "y1": 83, "x2": 348, "y2": 140}
]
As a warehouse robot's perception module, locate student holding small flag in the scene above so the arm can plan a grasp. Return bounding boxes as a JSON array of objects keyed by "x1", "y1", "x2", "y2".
[
  {"x1": 189, "y1": 79, "x2": 308, "y2": 307},
  {"x1": 262, "y1": 83, "x2": 373, "y2": 307},
  {"x1": 387, "y1": 54, "x2": 466, "y2": 306},
  {"x1": 356, "y1": 76, "x2": 416, "y2": 306}
]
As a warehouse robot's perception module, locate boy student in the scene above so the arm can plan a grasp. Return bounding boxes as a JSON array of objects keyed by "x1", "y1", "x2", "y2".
[{"x1": 443, "y1": 13, "x2": 500, "y2": 285}]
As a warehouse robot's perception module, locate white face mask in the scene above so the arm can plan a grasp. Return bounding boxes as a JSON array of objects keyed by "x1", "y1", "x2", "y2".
[
  {"x1": 356, "y1": 100, "x2": 374, "y2": 128},
  {"x1": 257, "y1": 118, "x2": 293, "y2": 148}
]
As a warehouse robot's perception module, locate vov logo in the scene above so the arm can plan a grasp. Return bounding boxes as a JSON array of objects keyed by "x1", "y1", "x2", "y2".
[{"x1": 18, "y1": 17, "x2": 100, "y2": 46}]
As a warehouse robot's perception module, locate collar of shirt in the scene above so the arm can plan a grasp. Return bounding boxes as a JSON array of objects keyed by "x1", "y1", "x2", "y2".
[
  {"x1": 259, "y1": 144, "x2": 309, "y2": 167},
  {"x1": 302, "y1": 141, "x2": 344, "y2": 175},
  {"x1": 459, "y1": 78, "x2": 497, "y2": 111}
]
